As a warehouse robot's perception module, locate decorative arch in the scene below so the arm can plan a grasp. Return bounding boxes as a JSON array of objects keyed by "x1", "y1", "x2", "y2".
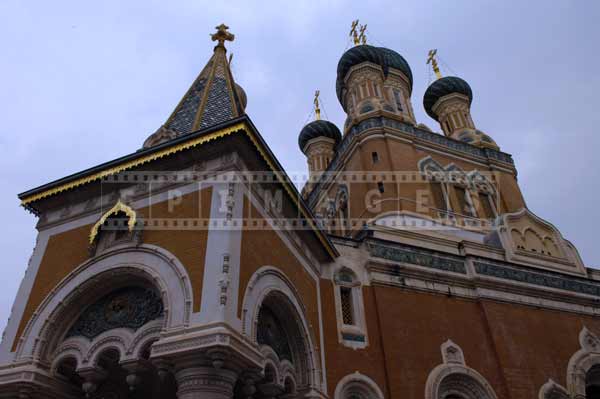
[
  {"x1": 241, "y1": 266, "x2": 322, "y2": 394},
  {"x1": 89, "y1": 200, "x2": 137, "y2": 244},
  {"x1": 538, "y1": 379, "x2": 569, "y2": 399},
  {"x1": 15, "y1": 244, "x2": 193, "y2": 364},
  {"x1": 334, "y1": 372, "x2": 384, "y2": 399},
  {"x1": 418, "y1": 156, "x2": 444, "y2": 176},
  {"x1": 425, "y1": 340, "x2": 498, "y2": 399},
  {"x1": 567, "y1": 326, "x2": 600, "y2": 398}
]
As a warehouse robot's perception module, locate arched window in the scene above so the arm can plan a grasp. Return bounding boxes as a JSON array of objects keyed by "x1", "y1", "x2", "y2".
[
  {"x1": 334, "y1": 268, "x2": 367, "y2": 348},
  {"x1": 426, "y1": 340, "x2": 497, "y2": 399},
  {"x1": 334, "y1": 372, "x2": 384, "y2": 399}
]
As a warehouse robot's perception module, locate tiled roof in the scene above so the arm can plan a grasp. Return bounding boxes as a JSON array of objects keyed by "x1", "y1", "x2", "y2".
[{"x1": 144, "y1": 44, "x2": 244, "y2": 148}]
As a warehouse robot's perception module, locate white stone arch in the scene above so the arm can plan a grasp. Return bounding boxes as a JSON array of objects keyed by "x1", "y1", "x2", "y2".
[
  {"x1": 241, "y1": 266, "x2": 321, "y2": 393},
  {"x1": 15, "y1": 244, "x2": 193, "y2": 364},
  {"x1": 539, "y1": 379, "x2": 569, "y2": 399},
  {"x1": 333, "y1": 371, "x2": 384, "y2": 399},
  {"x1": 567, "y1": 326, "x2": 600, "y2": 398},
  {"x1": 425, "y1": 340, "x2": 498, "y2": 399}
]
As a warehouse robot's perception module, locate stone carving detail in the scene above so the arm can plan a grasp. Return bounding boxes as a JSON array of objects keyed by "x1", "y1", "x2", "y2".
[
  {"x1": 219, "y1": 253, "x2": 230, "y2": 306},
  {"x1": 368, "y1": 242, "x2": 466, "y2": 274},
  {"x1": 474, "y1": 261, "x2": 600, "y2": 297},
  {"x1": 425, "y1": 340, "x2": 497, "y2": 399},
  {"x1": 67, "y1": 287, "x2": 163, "y2": 339},
  {"x1": 441, "y1": 340, "x2": 465, "y2": 365},
  {"x1": 539, "y1": 379, "x2": 569, "y2": 399},
  {"x1": 492, "y1": 208, "x2": 586, "y2": 274}
]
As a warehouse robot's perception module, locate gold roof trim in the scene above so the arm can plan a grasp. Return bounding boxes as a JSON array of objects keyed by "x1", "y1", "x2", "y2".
[
  {"x1": 89, "y1": 200, "x2": 137, "y2": 244},
  {"x1": 21, "y1": 121, "x2": 337, "y2": 259},
  {"x1": 20, "y1": 122, "x2": 245, "y2": 206}
]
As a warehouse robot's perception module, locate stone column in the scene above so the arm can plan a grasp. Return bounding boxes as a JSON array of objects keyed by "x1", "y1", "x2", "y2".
[{"x1": 175, "y1": 367, "x2": 237, "y2": 399}]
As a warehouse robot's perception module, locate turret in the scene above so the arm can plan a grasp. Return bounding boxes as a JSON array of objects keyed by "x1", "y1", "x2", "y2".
[
  {"x1": 423, "y1": 49, "x2": 498, "y2": 150},
  {"x1": 298, "y1": 91, "x2": 342, "y2": 186},
  {"x1": 336, "y1": 26, "x2": 415, "y2": 132}
]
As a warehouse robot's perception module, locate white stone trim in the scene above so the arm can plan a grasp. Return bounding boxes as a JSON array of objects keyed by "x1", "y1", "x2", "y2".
[
  {"x1": 566, "y1": 326, "x2": 600, "y2": 398},
  {"x1": 51, "y1": 319, "x2": 162, "y2": 373},
  {"x1": 333, "y1": 371, "x2": 384, "y2": 399},
  {"x1": 539, "y1": 379, "x2": 569, "y2": 399},
  {"x1": 13, "y1": 244, "x2": 192, "y2": 364},
  {"x1": 241, "y1": 266, "x2": 322, "y2": 393},
  {"x1": 425, "y1": 340, "x2": 498, "y2": 399},
  {"x1": 332, "y1": 267, "x2": 368, "y2": 349}
]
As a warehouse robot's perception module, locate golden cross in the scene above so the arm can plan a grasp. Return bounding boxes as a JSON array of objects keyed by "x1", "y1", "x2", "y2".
[
  {"x1": 359, "y1": 24, "x2": 367, "y2": 45},
  {"x1": 211, "y1": 23, "x2": 235, "y2": 47},
  {"x1": 427, "y1": 49, "x2": 443, "y2": 79},
  {"x1": 350, "y1": 20, "x2": 360, "y2": 46},
  {"x1": 314, "y1": 90, "x2": 321, "y2": 120}
]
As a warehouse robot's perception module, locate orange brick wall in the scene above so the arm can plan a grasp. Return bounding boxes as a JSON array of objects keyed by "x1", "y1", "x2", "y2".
[
  {"x1": 238, "y1": 195, "x2": 322, "y2": 356},
  {"x1": 321, "y1": 284, "x2": 600, "y2": 399}
]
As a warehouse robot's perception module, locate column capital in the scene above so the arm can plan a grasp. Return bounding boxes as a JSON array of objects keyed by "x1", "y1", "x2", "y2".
[{"x1": 175, "y1": 366, "x2": 238, "y2": 399}]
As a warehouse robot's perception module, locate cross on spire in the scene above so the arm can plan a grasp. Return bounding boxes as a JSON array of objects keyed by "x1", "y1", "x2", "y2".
[
  {"x1": 211, "y1": 23, "x2": 235, "y2": 48},
  {"x1": 427, "y1": 49, "x2": 443, "y2": 80}
]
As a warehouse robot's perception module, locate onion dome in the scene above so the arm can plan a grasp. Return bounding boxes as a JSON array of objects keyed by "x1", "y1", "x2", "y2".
[
  {"x1": 298, "y1": 120, "x2": 342, "y2": 153},
  {"x1": 336, "y1": 45, "x2": 413, "y2": 109},
  {"x1": 454, "y1": 128, "x2": 498, "y2": 150},
  {"x1": 423, "y1": 76, "x2": 473, "y2": 121}
]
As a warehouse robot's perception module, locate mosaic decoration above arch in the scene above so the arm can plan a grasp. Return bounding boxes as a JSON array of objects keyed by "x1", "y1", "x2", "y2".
[{"x1": 66, "y1": 287, "x2": 163, "y2": 339}]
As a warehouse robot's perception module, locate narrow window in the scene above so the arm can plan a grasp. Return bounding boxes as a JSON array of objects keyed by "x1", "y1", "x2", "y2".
[
  {"x1": 431, "y1": 182, "x2": 447, "y2": 213},
  {"x1": 371, "y1": 151, "x2": 379, "y2": 164},
  {"x1": 480, "y1": 193, "x2": 497, "y2": 219},
  {"x1": 340, "y1": 287, "x2": 355, "y2": 325},
  {"x1": 374, "y1": 83, "x2": 380, "y2": 97},
  {"x1": 393, "y1": 89, "x2": 403, "y2": 111},
  {"x1": 455, "y1": 186, "x2": 475, "y2": 216},
  {"x1": 377, "y1": 182, "x2": 385, "y2": 193}
]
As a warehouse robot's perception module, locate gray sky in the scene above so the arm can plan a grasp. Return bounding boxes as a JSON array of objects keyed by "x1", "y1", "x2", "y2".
[{"x1": 1, "y1": 1, "x2": 599, "y2": 333}]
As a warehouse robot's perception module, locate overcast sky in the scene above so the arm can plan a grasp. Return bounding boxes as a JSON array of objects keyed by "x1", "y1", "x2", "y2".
[{"x1": 1, "y1": 1, "x2": 599, "y2": 333}]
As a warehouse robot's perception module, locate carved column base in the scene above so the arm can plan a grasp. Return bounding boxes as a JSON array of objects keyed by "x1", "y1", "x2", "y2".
[{"x1": 175, "y1": 367, "x2": 237, "y2": 399}]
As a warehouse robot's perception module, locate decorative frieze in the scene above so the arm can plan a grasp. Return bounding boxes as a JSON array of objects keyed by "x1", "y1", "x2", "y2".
[
  {"x1": 368, "y1": 242, "x2": 466, "y2": 274},
  {"x1": 474, "y1": 261, "x2": 600, "y2": 297}
]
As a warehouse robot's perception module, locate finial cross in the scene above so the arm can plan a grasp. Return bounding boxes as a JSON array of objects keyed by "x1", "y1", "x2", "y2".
[
  {"x1": 350, "y1": 20, "x2": 367, "y2": 46},
  {"x1": 350, "y1": 20, "x2": 360, "y2": 45},
  {"x1": 359, "y1": 24, "x2": 367, "y2": 45},
  {"x1": 211, "y1": 24, "x2": 235, "y2": 47},
  {"x1": 314, "y1": 90, "x2": 321, "y2": 120},
  {"x1": 427, "y1": 49, "x2": 443, "y2": 79}
]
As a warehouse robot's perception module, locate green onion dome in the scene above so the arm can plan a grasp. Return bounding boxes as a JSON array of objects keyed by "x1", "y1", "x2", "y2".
[
  {"x1": 336, "y1": 45, "x2": 413, "y2": 111},
  {"x1": 298, "y1": 120, "x2": 342, "y2": 152},
  {"x1": 423, "y1": 76, "x2": 473, "y2": 121}
]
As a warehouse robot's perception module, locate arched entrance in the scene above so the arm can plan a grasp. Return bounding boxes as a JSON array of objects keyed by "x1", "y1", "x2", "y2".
[
  {"x1": 12, "y1": 245, "x2": 193, "y2": 398},
  {"x1": 241, "y1": 267, "x2": 323, "y2": 399},
  {"x1": 52, "y1": 283, "x2": 173, "y2": 398}
]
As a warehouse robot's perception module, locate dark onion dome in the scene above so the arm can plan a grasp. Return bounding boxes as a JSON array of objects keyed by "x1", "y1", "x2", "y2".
[
  {"x1": 336, "y1": 45, "x2": 413, "y2": 110},
  {"x1": 298, "y1": 120, "x2": 342, "y2": 152},
  {"x1": 423, "y1": 76, "x2": 473, "y2": 121}
]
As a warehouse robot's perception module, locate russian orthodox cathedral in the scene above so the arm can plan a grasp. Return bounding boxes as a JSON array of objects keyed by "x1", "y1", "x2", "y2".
[{"x1": 0, "y1": 23, "x2": 598, "y2": 399}]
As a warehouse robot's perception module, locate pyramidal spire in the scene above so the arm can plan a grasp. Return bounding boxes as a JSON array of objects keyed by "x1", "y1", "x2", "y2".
[{"x1": 143, "y1": 24, "x2": 246, "y2": 148}]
